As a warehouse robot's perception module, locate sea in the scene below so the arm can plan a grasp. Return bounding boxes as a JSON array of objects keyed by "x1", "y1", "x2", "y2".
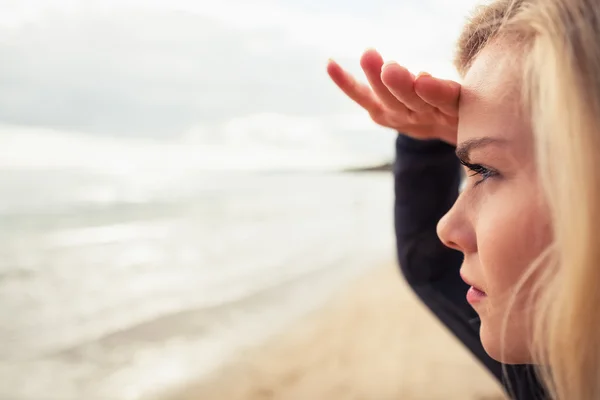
[{"x1": 0, "y1": 167, "x2": 396, "y2": 400}]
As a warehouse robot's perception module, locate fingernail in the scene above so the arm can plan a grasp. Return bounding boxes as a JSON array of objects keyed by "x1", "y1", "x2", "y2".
[
  {"x1": 382, "y1": 61, "x2": 398, "y2": 68},
  {"x1": 417, "y1": 71, "x2": 432, "y2": 78}
]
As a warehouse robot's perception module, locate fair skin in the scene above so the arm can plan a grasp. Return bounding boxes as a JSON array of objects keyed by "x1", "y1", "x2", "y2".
[
  {"x1": 327, "y1": 49, "x2": 460, "y2": 144},
  {"x1": 329, "y1": 45, "x2": 552, "y2": 364},
  {"x1": 436, "y1": 42, "x2": 552, "y2": 364}
]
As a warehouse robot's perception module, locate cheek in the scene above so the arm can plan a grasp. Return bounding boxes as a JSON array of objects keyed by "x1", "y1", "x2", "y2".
[
  {"x1": 474, "y1": 181, "x2": 552, "y2": 363},
  {"x1": 476, "y1": 184, "x2": 551, "y2": 299}
]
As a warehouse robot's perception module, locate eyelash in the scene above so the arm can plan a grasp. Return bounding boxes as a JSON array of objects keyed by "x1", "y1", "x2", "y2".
[{"x1": 459, "y1": 159, "x2": 497, "y2": 186}]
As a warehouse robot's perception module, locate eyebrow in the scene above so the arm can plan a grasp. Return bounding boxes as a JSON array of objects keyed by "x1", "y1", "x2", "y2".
[{"x1": 455, "y1": 137, "x2": 507, "y2": 162}]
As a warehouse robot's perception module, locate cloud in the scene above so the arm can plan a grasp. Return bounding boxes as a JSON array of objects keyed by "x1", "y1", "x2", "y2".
[
  {"x1": 0, "y1": 10, "x2": 351, "y2": 137},
  {"x1": 0, "y1": 121, "x2": 392, "y2": 172},
  {"x1": 0, "y1": 13, "x2": 320, "y2": 136},
  {"x1": 0, "y1": 0, "x2": 479, "y2": 169},
  {"x1": 185, "y1": 112, "x2": 395, "y2": 160}
]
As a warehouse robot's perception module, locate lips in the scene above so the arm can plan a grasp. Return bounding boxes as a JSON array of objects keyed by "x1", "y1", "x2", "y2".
[
  {"x1": 460, "y1": 271, "x2": 487, "y2": 304},
  {"x1": 466, "y1": 286, "x2": 487, "y2": 304}
]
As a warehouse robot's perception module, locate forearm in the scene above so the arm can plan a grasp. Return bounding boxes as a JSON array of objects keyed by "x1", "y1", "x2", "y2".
[{"x1": 393, "y1": 133, "x2": 463, "y2": 285}]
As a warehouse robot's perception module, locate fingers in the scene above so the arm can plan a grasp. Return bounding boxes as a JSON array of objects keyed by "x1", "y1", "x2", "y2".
[
  {"x1": 414, "y1": 75, "x2": 461, "y2": 117},
  {"x1": 327, "y1": 54, "x2": 460, "y2": 133},
  {"x1": 360, "y1": 49, "x2": 406, "y2": 111},
  {"x1": 327, "y1": 59, "x2": 382, "y2": 113},
  {"x1": 380, "y1": 62, "x2": 435, "y2": 113}
]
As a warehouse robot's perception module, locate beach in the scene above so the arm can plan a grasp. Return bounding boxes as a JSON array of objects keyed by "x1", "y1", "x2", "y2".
[
  {"x1": 161, "y1": 263, "x2": 506, "y2": 400},
  {"x1": 0, "y1": 171, "x2": 400, "y2": 399}
]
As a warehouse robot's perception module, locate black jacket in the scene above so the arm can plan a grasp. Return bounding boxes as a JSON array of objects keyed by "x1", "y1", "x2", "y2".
[{"x1": 393, "y1": 134, "x2": 546, "y2": 400}]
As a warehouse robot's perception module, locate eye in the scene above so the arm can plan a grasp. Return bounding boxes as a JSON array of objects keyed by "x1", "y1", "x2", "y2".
[{"x1": 459, "y1": 159, "x2": 498, "y2": 186}]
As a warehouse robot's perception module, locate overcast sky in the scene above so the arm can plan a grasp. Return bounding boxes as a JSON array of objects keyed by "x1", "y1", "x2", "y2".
[{"x1": 0, "y1": 0, "x2": 479, "y2": 171}]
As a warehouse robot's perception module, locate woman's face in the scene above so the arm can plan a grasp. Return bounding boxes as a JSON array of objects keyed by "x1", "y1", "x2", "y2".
[{"x1": 437, "y1": 43, "x2": 552, "y2": 364}]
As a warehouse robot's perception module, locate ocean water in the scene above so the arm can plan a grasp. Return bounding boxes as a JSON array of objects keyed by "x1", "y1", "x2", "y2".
[{"x1": 0, "y1": 168, "x2": 396, "y2": 400}]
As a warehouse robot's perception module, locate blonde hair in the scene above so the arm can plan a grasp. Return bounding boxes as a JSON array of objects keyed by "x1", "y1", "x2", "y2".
[{"x1": 455, "y1": 1, "x2": 600, "y2": 399}]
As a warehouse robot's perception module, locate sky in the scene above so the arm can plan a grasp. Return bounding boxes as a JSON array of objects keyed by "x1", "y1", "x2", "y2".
[{"x1": 0, "y1": 0, "x2": 480, "y2": 172}]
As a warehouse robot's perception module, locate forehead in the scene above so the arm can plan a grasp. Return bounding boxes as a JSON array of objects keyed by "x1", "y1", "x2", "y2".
[{"x1": 458, "y1": 42, "x2": 528, "y2": 143}]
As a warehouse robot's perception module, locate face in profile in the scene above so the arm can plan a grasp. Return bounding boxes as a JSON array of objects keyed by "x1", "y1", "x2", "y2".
[{"x1": 436, "y1": 42, "x2": 553, "y2": 364}]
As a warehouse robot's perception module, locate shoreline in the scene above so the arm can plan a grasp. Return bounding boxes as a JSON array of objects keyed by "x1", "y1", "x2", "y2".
[{"x1": 158, "y1": 263, "x2": 505, "y2": 400}]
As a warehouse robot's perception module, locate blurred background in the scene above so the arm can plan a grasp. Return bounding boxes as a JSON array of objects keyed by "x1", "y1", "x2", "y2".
[{"x1": 0, "y1": 1, "x2": 502, "y2": 399}]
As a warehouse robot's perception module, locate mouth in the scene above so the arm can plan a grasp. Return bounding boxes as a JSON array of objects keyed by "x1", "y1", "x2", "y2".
[
  {"x1": 460, "y1": 271, "x2": 487, "y2": 304},
  {"x1": 466, "y1": 286, "x2": 487, "y2": 304}
]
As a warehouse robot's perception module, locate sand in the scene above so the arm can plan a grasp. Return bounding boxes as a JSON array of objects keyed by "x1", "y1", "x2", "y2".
[{"x1": 161, "y1": 264, "x2": 506, "y2": 400}]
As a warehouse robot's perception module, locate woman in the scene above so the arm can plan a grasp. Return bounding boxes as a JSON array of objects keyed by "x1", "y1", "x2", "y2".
[{"x1": 328, "y1": 0, "x2": 600, "y2": 399}]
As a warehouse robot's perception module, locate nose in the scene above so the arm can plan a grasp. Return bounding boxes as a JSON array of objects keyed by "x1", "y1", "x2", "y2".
[{"x1": 437, "y1": 196, "x2": 476, "y2": 254}]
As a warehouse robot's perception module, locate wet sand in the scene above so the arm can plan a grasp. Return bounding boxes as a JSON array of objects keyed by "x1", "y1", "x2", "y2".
[{"x1": 161, "y1": 263, "x2": 506, "y2": 400}]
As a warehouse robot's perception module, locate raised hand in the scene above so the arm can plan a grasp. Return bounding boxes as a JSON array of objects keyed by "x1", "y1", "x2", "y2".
[{"x1": 327, "y1": 49, "x2": 461, "y2": 145}]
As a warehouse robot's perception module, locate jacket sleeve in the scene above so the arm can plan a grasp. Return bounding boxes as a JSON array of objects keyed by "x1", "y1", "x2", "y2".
[{"x1": 393, "y1": 134, "x2": 547, "y2": 400}]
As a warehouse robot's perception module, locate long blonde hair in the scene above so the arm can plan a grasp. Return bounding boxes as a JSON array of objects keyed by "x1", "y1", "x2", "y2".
[{"x1": 455, "y1": 1, "x2": 600, "y2": 399}]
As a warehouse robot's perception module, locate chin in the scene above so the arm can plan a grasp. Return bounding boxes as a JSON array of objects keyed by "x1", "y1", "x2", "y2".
[{"x1": 479, "y1": 319, "x2": 533, "y2": 365}]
